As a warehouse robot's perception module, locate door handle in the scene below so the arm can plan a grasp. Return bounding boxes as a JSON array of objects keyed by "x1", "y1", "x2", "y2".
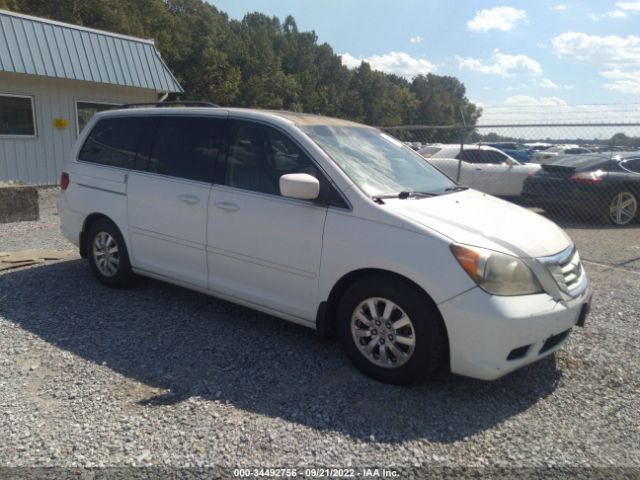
[
  {"x1": 178, "y1": 194, "x2": 200, "y2": 205},
  {"x1": 214, "y1": 201, "x2": 240, "y2": 213},
  {"x1": 475, "y1": 168, "x2": 483, "y2": 171}
]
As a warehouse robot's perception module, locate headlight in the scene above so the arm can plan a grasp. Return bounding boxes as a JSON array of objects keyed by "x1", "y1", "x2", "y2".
[{"x1": 451, "y1": 244, "x2": 542, "y2": 296}]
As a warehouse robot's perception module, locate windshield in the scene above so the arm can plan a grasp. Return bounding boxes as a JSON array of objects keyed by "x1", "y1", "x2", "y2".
[{"x1": 302, "y1": 126, "x2": 455, "y2": 196}]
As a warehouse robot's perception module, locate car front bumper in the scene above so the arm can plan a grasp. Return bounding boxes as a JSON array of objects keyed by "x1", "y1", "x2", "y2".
[{"x1": 438, "y1": 286, "x2": 591, "y2": 380}]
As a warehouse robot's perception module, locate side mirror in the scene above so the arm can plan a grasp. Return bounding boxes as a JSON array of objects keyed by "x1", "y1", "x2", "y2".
[{"x1": 279, "y1": 173, "x2": 320, "y2": 200}]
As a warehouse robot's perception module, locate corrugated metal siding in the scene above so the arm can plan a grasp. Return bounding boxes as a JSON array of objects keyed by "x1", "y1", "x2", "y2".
[
  {"x1": 0, "y1": 10, "x2": 182, "y2": 92},
  {"x1": 0, "y1": 71, "x2": 157, "y2": 185}
]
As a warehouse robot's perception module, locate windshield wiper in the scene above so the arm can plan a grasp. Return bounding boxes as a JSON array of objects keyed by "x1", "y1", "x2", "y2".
[
  {"x1": 444, "y1": 185, "x2": 469, "y2": 192},
  {"x1": 372, "y1": 191, "x2": 437, "y2": 203}
]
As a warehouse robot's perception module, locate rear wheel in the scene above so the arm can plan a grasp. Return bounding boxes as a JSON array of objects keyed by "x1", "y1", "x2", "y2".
[
  {"x1": 337, "y1": 276, "x2": 447, "y2": 385},
  {"x1": 607, "y1": 191, "x2": 638, "y2": 226},
  {"x1": 86, "y1": 218, "x2": 135, "y2": 287}
]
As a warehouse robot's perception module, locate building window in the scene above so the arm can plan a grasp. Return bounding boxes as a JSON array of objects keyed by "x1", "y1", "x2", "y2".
[
  {"x1": 76, "y1": 101, "x2": 119, "y2": 135},
  {"x1": 0, "y1": 94, "x2": 35, "y2": 136}
]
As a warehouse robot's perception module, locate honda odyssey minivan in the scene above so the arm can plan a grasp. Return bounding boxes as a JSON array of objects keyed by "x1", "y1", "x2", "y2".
[{"x1": 58, "y1": 106, "x2": 591, "y2": 384}]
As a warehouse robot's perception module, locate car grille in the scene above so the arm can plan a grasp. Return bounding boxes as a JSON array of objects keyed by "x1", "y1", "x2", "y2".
[{"x1": 538, "y1": 245, "x2": 586, "y2": 298}]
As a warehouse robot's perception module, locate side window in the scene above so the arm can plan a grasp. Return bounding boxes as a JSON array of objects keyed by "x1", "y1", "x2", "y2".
[
  {"x1": 621, "y1": 158, "x2": 640, "y2": 174},
  {"x1": 224, "y1": 122, "x2": 322, "y2": 196},
  {"x1": 479, "y1": 150, "x2": 508, "y2": 164},
  {"x1": 147, "y1": 116, "x2": 227, "y2": 183},
  {"x1": 78, "y1": 117, "x2": 146, "y2": 168},
  {"x1": 458, "y1": 150, "x2": 479, "y2": 163}
]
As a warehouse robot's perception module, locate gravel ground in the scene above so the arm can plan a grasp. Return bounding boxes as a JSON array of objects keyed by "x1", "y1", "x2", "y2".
[
  {"x1": 0, "y1": 188, "x2": 71, "y2": 252},
  {"x1": 0, "y1": 189, "x2": 639, "y2": 474}
]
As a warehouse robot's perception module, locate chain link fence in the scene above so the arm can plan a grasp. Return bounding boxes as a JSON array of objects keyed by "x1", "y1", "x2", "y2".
[{"x1": 382, "y1": 123, "x2": 640, "y2": 228}]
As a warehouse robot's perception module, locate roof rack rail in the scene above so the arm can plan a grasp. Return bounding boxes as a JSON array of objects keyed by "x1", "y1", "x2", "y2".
[{"x1": 120, "y1": 101, "x2": 220, "y2": 109}]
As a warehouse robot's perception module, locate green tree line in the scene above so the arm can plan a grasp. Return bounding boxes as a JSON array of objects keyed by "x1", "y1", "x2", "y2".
[{"x1": 1, "y1": 0, "x2": 481, "y2": 129}]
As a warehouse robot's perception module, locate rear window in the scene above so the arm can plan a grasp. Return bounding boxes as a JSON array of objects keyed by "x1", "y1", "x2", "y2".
[
  {"x1": 78, "y1": 117, "x2": 146, "y2": 168},
  {"x1": 418, "y1": 146, "x2": 442, "y2": 157}
]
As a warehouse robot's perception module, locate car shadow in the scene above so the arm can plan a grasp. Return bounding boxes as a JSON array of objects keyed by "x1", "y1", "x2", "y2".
[{"x1": 0, "y1": 260, "x2": 563, "y2": 444}]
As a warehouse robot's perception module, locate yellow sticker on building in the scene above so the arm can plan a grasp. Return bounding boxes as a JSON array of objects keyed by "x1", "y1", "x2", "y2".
[{"x1": 52, "y1": 118, "x2": 69, "y2": 129}]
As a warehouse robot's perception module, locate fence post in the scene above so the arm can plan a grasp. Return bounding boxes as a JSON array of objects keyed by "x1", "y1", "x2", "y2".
[{"x1": 456, "y1": 107, "x2": 468, "y2": 183}]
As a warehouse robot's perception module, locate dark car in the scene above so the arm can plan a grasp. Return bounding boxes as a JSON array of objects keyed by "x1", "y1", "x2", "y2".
[
  {"x1": 522, "y1": 153, "x2": 640, "y2": 226},
  {"x1": 485, "y1": 142, "x2": 535, "y2": 163}
]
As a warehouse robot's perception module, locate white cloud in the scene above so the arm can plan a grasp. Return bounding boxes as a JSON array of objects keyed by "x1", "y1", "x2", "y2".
[
  {"x1": 551, "y1": 32, "x2": 640, "y2": 66},
  {"x1": 409, "y1": 35, "x2": 424, "y2": 44},
  {"x1": 339, "y1": 52, "x2": 436, "y2": 78},
  {"x1": 601, "y1": 69, "x2": 640, "y2": 94},
  {"x1": 537, "y1": 78, "x2": 560, "y2": 89},
  {"x1": 536, "y1": 42, "x2": 546, "y2": 48},
  {"x1": 506, "y1": 83, "x2": 531, "y2": 91},
  {"x1": 589, "y1": 2, "x2": 640, "y2": 20},
  {"x1": 553, "y1": 4, "x2": 567, "y2": 10},
  {"x1": 479, "y1": 102, "x2": 640, "y2": 137},
  {"x1": 456, "y1": 50, "x2": 542, "y2": 76},
  {"x1": 467, "y1": 7, "x2": 527, "y2": 32},
  {"x1": 616, "y1": 1, "x2": 640, "y2": 11},
  {"x1": 503, "y1": 95, "x2": 568, "y2": 106}
]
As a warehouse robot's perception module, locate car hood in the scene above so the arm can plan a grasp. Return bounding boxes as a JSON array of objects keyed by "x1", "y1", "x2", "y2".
[{"x1": 385, "y1": 189, "x2": 571, "y2": 258}]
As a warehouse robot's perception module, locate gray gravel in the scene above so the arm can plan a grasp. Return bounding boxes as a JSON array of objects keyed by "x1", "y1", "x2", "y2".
[{"x1": 0, "y1": 189, "x2": 639, "y2": 472}]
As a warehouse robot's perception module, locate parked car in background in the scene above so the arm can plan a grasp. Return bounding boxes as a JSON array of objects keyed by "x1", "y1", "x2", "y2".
[
  {"x1": 590, "y1": 145, "x2": 626, "y2": 153},
  {"x1": 523, "y1": 153, "x2": 640, "y2": 226},
  {"x1": 484, "y1": 142, "x2": 535, "y2": 163},
  {"x1": 418, "y1": 144, "x2": 540, "y2": 197},
  {"x1": 57, "y1": 106, "x2": 590, "y2": 384},
  {"x1": 531, "y1": 145, "x2": 592, "y2": 164},
  {"x1": 524, "y1": 142, "x2": 553, "y2": 151}
]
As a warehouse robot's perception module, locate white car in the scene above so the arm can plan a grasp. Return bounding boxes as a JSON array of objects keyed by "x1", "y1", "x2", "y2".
[
  {"x1": 531, "y1": 145, "x2": 592, "y2": 164},
  {"x1": 418, "y1": 144, "x2": 540, "y2": 197},
  {"x1": 58, "y1": 107, "x2": 591, "y2": 384}
]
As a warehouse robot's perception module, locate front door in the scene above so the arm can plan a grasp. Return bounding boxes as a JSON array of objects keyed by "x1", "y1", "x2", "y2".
[{"x1": 207, "y1": 121, "x2": 328, "y2": 321}]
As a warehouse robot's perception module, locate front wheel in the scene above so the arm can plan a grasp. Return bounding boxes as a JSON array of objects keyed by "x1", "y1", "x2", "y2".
[
  {"x1": 337, "y1": 276, "x2": 447, "y2": 385},
  {"x1": 607, "y1": 191, "x2": 638, "y2": 226},
  {"x1": 87, "y1": 218, "x2": 135, "y2": 287}
]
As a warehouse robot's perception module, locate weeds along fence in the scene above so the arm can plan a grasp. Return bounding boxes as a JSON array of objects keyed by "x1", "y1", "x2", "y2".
[{"x1": 381, "y1": 123, "x2": 640, "y2": 228}]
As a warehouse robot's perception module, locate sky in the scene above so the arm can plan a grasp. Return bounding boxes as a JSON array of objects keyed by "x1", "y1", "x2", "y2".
[{"x1": 208, "y1": 1, "x2": 640, "y2": 127}]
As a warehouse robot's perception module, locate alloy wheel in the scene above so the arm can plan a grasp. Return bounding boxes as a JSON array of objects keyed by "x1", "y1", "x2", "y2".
[
  {"x1": 92, "y1": 231, "x2": 120, "y2": 277},
  {"x1": 609, "y1": 192, "x2": 638, "y2": 226},
  {"x1": 350, "y1": 297, "x2": 416, "y2": 368}
]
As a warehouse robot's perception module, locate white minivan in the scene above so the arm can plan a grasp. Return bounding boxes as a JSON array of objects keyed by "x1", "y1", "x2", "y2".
[{"x1": 58, "y1": 106, "x2": 591, "y2": 384}]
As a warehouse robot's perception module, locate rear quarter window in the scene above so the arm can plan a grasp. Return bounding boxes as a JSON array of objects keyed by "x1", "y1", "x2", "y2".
[
  {"x1": 78, "y1": 117, "x2": 146, "y2": 168},
  {"x1": 621, "y1": 158, "x2": 640, "y2": 174}
]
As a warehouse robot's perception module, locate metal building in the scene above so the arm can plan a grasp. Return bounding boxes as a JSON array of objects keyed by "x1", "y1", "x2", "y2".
[{"x1": 0, "y1": 9, "x2": 183, "y2": 185}]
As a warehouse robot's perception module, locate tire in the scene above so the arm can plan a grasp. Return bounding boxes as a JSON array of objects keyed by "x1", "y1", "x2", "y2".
[
  {"x1": 86, "y1": 218, "x2": 135, "y2": 287},
  {"x1": 606, "y1": 191, "x2": 639, "y2": 226},
  {"x1": 336, "y1": 276, "x2": 447, "y2": 385}
]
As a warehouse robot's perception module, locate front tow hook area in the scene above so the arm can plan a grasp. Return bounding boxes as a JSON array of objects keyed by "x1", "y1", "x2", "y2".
[{"x1": 575, "y1": 294, "x2": 592, "y2": 328}]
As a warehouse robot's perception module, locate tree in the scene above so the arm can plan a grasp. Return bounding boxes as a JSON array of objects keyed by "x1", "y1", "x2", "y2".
[{"x1": 2, "y1": 0, "x2": 482, "y2": 128}]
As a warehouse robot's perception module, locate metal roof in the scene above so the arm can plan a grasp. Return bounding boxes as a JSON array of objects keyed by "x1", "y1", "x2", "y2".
[{"x1": 0, "y1": 9, "x2": 182, "y2": 92}]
